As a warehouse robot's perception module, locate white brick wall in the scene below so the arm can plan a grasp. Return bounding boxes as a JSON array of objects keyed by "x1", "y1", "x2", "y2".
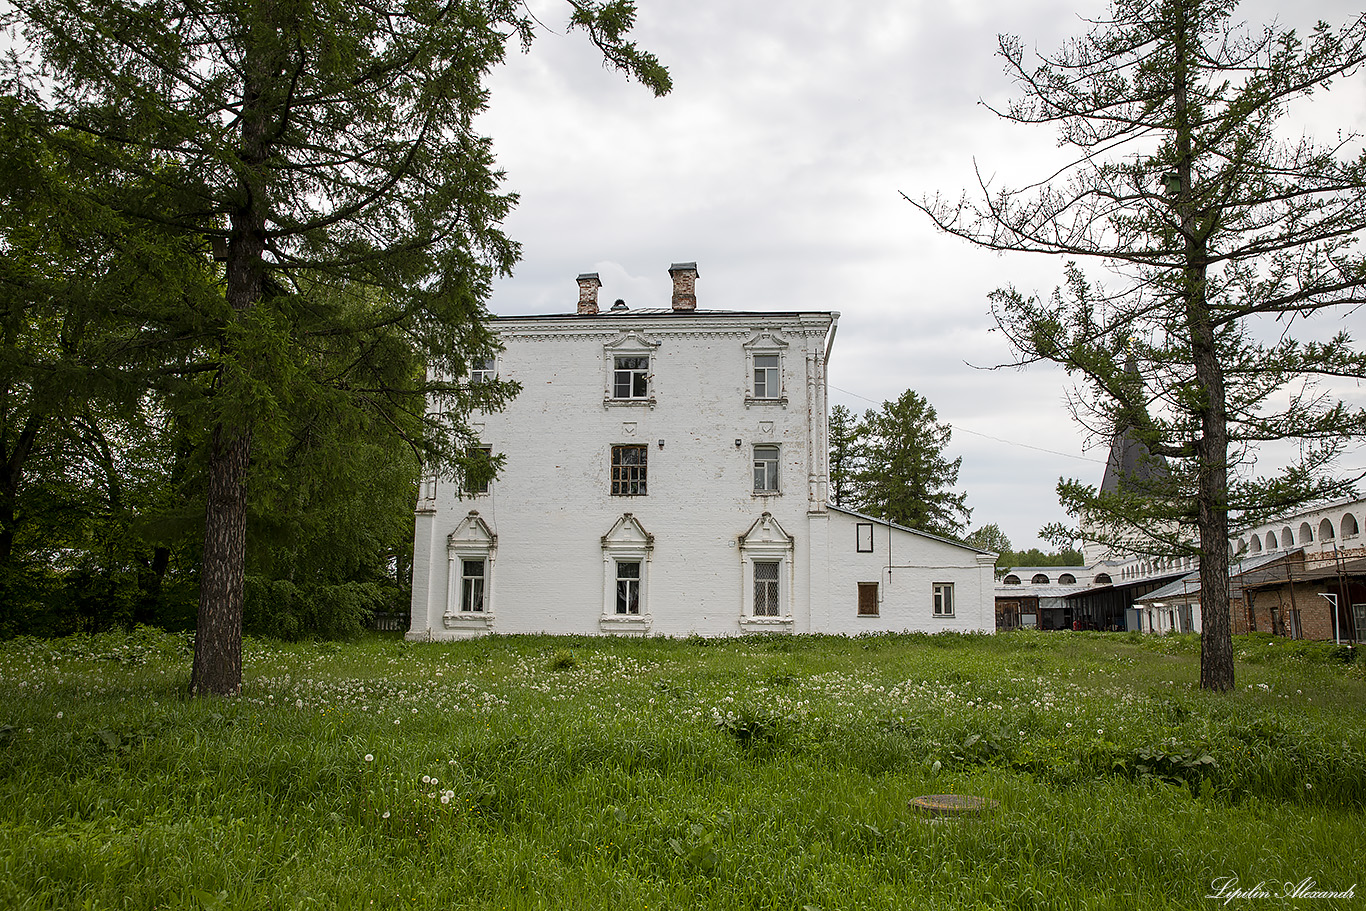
[{"x1": 409, "y1": 308, "x2": 994, "y2": 639}]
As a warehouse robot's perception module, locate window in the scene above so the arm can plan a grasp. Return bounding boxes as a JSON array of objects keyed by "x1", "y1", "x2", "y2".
[
  {"x1": 1058, "y1": 573, "x2": 1076, "y2": 584},
  {"x1": 933, "y1": 582, "x2": 954, "y2": 617},
  {"x1": 856, "y1": 523, "x2": 874, "y2": 553},
  {"x1": 613, "y1": 356, "x2": 650, "y2": 399},
  {"x1": 611, "y1": 445, "x2": 648, "y2": 496},
  {"x1": 754, "y1": 561, "x2": 780, "y2": 616},
  {"x1": 753, "y1": 354, "x2": 780, "y2": 399},
  {"x1": 753, "y1": 445, "x2": 779, "y2": 493},
  {"x1": 1031, "y1": 573, "x2": 1049, "y2": 584},
  {"x1": 460, "y1": 559, "x2": 486, "y2": 612},
  {"x1": 615, "y1": 561, "x2": 641, "y2": 614},
  {"x1": 858, "y1": 582, "x2": 879, "y2": 616},
  {"x1": 470, "y1": 357, "x2": 496, "y2": 384},
  {"x1": 464, "y1": 445, "x2": 492, "y2": 495},
  {"x1": 1003, "y1": 575, "x2": 1021, "y2": 585}
]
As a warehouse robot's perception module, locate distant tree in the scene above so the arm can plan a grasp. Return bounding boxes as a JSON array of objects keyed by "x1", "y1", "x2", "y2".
[
  {"x1": 849, "y1": 390, "x2": 971, "y2": 538},
  {"x1": 912, "y1": 0, "x2": 1366, "y2": 690},
  {"x1": 963, "y1": 523, "x2": 1012, "y2": 556},
  {"x1": 3, "y1": 0, "x2": 669, "y2": 694},
  {"x1": 828, "y1": 404, "x2": 860, "y2": 508}
]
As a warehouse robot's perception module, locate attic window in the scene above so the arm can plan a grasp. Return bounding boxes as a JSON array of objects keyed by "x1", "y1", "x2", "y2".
[
  {"x1": 1031, "y1": 574, "x2": 1049, "y2": 584},
  {"x1": 1003, "y1": 575, "x2": 1020, "y2": 585}
]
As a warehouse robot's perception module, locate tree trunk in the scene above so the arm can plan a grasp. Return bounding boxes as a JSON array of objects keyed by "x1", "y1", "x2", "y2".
[
  {"x1": 189, "y1": 25, "x2": 273, "y2": 696},
  {"x1": 190, "y1": 425, "x2": 252, "y2": 695},
  {"x1": 1170, "y1": 0, "x2": 1234, "y2": 691}
]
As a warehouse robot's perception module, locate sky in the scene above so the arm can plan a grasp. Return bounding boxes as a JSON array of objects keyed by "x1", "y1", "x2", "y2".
[{"x1": 475, "y1": 0, "x2": 1366, "y2": 552}]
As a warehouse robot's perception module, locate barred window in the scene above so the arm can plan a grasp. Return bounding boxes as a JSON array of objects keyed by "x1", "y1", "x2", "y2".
[
  {"x1": 754, "y1": 561, "x2": 780, "y2": 616},
  {"x1": 611, "y1": 445, "x2": 648, "y2": 496}
]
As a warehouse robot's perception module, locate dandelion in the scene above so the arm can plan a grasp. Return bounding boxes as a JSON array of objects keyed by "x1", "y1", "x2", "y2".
[
  {"x1": 422, "y1": 775, "x2": 432, "y2": 784},
  {"x1": 295, "y1": 698, "x2": 304, "y2": 709},
  {"x1": 441, "y1": 794, "x2": 451, "y2": 804},
  {"x1": 1066, "y1": 722, "x2": 1072, "y2": 728},
  {"x1": 365, "y1": 754, "x2": 374, "y2": 763},
  {"x1": 55, "y1": 711, "x2": 62, "y2": 719},
  {"x1": 382, "y1": 810, "x2": 391, "y2": 819}
]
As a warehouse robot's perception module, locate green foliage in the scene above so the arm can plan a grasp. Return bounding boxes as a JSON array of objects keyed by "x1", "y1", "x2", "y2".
[
  {"x1": 833, "y1": 390, "x2": 971, "y2": 537},
  {"x1": 914, "y1": 0, "x2": 1366, "y2": 690}
]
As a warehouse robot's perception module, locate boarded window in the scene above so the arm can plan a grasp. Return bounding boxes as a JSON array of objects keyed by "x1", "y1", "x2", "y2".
[{"x1": 858, "y1": 582, "x2": 879, "y2": 616}]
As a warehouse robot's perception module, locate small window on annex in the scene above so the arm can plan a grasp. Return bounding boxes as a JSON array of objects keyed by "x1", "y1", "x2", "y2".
[
  {"x1": 753, "y1": 445, "x2": 779, "y2": 493},
  {"x1": 933, "y1": 582, "x2": 954, "y2": 618},
  {"x1": 615, "y1": 561, "x2": 641, "y2": 615},
  {"x1": 754, "y1": 561, "x2": 781, "y2": 617},
  {"x1": 611, "y1": 445, "x2": 648, "y2": 496},
  {"x1": 753, "y1": 355, "x2": 780, "y2": 399},
  {"x1": 613, "y1": 356, "x2": 650, "y2": 399},
  {"x1": 460, "y1": 559, "x2": 486, "y2": 613},
  {"x1": 856, "y1": 522, "x2": 874, "y2": 553},
  {"x1": 857, "y1": 582, "x2": 879, "y2": 616}
]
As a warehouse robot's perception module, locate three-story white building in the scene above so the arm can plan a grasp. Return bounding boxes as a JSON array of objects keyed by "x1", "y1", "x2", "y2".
[{"x1": 409, "y1": 263, "x2": 995, "y2": 639}]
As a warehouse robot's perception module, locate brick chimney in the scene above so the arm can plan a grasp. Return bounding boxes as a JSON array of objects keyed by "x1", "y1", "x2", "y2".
[
  {"x1": 669, "y1": 262, "x2": 698, "y2": 311},
  {"x1": 576, "y1": 272, "x2": 601, "y2": 315}
]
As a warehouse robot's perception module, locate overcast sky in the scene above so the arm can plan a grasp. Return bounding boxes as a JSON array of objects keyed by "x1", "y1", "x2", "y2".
[{"x1": 475, "y1": 0, "x2": 1366, "y2": 552}]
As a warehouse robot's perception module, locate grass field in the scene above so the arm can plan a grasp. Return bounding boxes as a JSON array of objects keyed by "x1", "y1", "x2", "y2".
[{"x1": 1, "y1": 628, "x2": 1364, "y2": 910}]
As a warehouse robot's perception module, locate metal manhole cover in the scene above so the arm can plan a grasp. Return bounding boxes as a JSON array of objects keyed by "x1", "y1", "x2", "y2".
[{"x1": 909, "y1": 794, "x2": 999, "y2": 818}]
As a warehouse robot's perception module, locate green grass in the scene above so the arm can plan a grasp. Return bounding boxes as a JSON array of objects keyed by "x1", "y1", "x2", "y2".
[{"x1": 2, "y1": 628, "x2": 1364, "y2": 909}]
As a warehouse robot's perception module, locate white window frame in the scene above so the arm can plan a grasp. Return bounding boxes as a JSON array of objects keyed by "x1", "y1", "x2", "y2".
[
  {"x1": 460, "y1": 558, "x2": 487, "y2": 612},
  {"x1": 933, "y1": 582, "x2": 955, "y2": 618},
  {"x1": 444, "y1": 511, "x2": 496, "y2": 633},
  {"x1": 600, "y1": 514, "x2": 653, "y2": 634},
  {"x1": 752, "y1": 354, "x2": 781, "y2": 400},
  {"x1": 752, "y1": 444, "x2": 779, "y2": 494},
  {"x1": 612, "y1": 355, "x2": 650, "y2": 399},
  {"x1": 742, "y1": 331, "x2": 788, "y2": 407},
  {"x1": 470, "y1": 356, "x2": 496, "y2": 384},
  {"x1": 738, "y1": 512, "x2": 795, "y2": 632},
  {"x1": 603, "y1": 331, "x2": 660, "y2": 408},
  {"x1": 614, "y1": 560, "x2": 642, "y2": 615}
]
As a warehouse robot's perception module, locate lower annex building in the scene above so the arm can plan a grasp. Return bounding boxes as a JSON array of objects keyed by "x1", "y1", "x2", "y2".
[{"x1": 408, "y1": 263, "x2": 995, "y2": 638}]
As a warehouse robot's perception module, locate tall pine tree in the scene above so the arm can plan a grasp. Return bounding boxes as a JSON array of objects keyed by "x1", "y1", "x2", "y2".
[
  {"x1": 3, "y1": 0, "x2": 669, "y2": 694},
  {"x1": 913, "y1": 0, "x2": 1366, "y2": 689}
]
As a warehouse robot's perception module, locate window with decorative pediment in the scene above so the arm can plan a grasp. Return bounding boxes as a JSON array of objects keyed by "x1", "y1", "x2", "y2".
[
  {"x1": 600, "y1": 514, "x2": 653, "y2": 634},
  {"x1": 742, "y1": 331, "x2": 788, "y2": 406},
  {"x1": 738, "y1": 512, "x2": 794, "y2": 631},
  {"x1": 444, "y1": 511, "x2": 496, "y2": 632},
  {"x1": 603, "y1": 331, "x2": 660, "y2": 407}
]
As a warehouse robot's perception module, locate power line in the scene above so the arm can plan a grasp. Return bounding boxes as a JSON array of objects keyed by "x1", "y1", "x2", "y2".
[{"x1": 828, "y1": 383, "x2": 1105, "y2": 465}]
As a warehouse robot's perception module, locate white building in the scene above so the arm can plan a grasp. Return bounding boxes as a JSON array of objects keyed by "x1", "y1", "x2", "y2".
[{"x1": 408, "y1": 263, "x2": 996, "y2": 639}]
